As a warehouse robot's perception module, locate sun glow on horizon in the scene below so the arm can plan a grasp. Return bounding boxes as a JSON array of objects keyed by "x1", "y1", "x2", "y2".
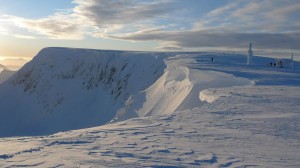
[{"x1": 0, "y1": 56, "x2": 31, "y2": 70}]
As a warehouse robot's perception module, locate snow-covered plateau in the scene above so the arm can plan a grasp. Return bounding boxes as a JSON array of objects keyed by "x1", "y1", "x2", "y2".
[{"x1": 0, "y1": 47, "x2": 299, "y2": 167}]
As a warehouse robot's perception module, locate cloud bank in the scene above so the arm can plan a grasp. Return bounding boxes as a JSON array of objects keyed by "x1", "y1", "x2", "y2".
[{"x1": 112, "y1": 30, "x2": 300, "y2": 50}]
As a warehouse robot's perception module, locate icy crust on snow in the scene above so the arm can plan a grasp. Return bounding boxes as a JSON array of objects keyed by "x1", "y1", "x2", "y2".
[{"x1": 0, "y1": 48, "x2": 168, "y2": 137}]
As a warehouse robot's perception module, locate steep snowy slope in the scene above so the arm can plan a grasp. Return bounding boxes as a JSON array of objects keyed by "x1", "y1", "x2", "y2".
[{"x1": 0, "y1": 48, "x2": 167, "y2": 137}]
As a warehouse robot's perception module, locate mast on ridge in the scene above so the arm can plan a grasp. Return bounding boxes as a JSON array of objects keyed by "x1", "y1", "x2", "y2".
[{"x1": 247, "y1": 42, "x2": 253, "y2": 65}]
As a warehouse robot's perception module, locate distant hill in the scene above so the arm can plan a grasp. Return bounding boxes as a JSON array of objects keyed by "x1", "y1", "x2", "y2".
[
  {"x1": 0, "y1": 70, "x2": 16, "y2": 85},
  {"x1": 0, "y1": 64, "x2": 16, "y2": 84},
  {"x1": 0, "y1": 64, "x2": 6, "y2": 70},
  {"x1": 0, "y1": 57, "x2": 29, "y2": 70}
]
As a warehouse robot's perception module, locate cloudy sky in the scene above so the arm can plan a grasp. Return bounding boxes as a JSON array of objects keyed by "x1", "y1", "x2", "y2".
[{"x1": 0, "y1": 0, "x2": 299, "y2": 63}]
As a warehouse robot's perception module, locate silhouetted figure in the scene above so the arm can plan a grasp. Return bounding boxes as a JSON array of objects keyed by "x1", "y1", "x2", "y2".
[
  {"x1": 279, "y1": 60, "x2": 283, "y2": 68},
  {"x1": 211, "y1": 57, "x2": 214, "y2": 62},
  {"x1": 270, "y1": 62, "x2": 273, "y2": 66}
]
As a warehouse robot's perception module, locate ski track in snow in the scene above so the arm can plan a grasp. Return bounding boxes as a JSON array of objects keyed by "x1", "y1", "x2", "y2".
[{"x1": 0, "y1": 49, "x2": 300, "y2": 167}]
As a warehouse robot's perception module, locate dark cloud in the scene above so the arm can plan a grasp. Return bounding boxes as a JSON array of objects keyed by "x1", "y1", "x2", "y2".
[
  {"x1": 100, "y1": 0, "x2": 300, "y2": 51},
  {"x1": 204, "y1": 0, "x2": 300, "y2": 33},
  {"x1": 73, "y1": 0, "x2": 174, "y2": 25},
  {"x1": 111, "y1": 29, "x2": 300, "y2": 50}
]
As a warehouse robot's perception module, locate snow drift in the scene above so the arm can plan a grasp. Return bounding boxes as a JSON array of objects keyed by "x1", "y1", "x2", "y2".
[{"x1": 118, "y1": 56, "x2": 251, "y2": 119}]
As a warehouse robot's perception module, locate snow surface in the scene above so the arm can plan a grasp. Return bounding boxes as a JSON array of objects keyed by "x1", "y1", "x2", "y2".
[{"x1": 0, "y1": 48, "x2": 300, "y2": 167}]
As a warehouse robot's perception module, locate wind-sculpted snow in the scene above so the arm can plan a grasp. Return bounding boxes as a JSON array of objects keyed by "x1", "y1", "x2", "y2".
[
  {"x1": 0, "y1": 86, "x2": 299, "y2": 167},
  {"x1": 124, "y1": 58, "x2": 251, "y2": 118}
]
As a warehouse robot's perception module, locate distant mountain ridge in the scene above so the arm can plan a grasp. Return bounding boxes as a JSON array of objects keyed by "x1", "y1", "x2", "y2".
[
  {"x1": 0, "y1": 64, "x2": 16, "y2": 84},
  {"x1": 0, "y1": 63, "x2": 7, "y2": 70}
]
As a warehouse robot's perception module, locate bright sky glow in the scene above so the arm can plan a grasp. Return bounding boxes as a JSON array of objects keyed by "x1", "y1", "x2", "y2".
[{"x1": 0, "y1": 0, "x2": 299, "y2": 62}]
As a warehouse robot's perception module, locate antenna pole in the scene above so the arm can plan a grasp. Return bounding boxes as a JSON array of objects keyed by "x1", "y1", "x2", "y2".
[
  {"x1": 291, "y1": 52, "x2": 295, "y2": 70},
  {"x1": 247, "y1": 43, "x2": 253, "y2": 65}
]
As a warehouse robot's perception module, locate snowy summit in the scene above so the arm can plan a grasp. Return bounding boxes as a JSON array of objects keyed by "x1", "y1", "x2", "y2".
[{"x1": 0, "y1": 47, "x2": 299, "y2": 167}]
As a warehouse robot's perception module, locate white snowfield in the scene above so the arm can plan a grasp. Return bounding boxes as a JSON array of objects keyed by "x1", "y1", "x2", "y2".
[{"x1": 0, "y1": 48, "x2": 299, "y2": 167}]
